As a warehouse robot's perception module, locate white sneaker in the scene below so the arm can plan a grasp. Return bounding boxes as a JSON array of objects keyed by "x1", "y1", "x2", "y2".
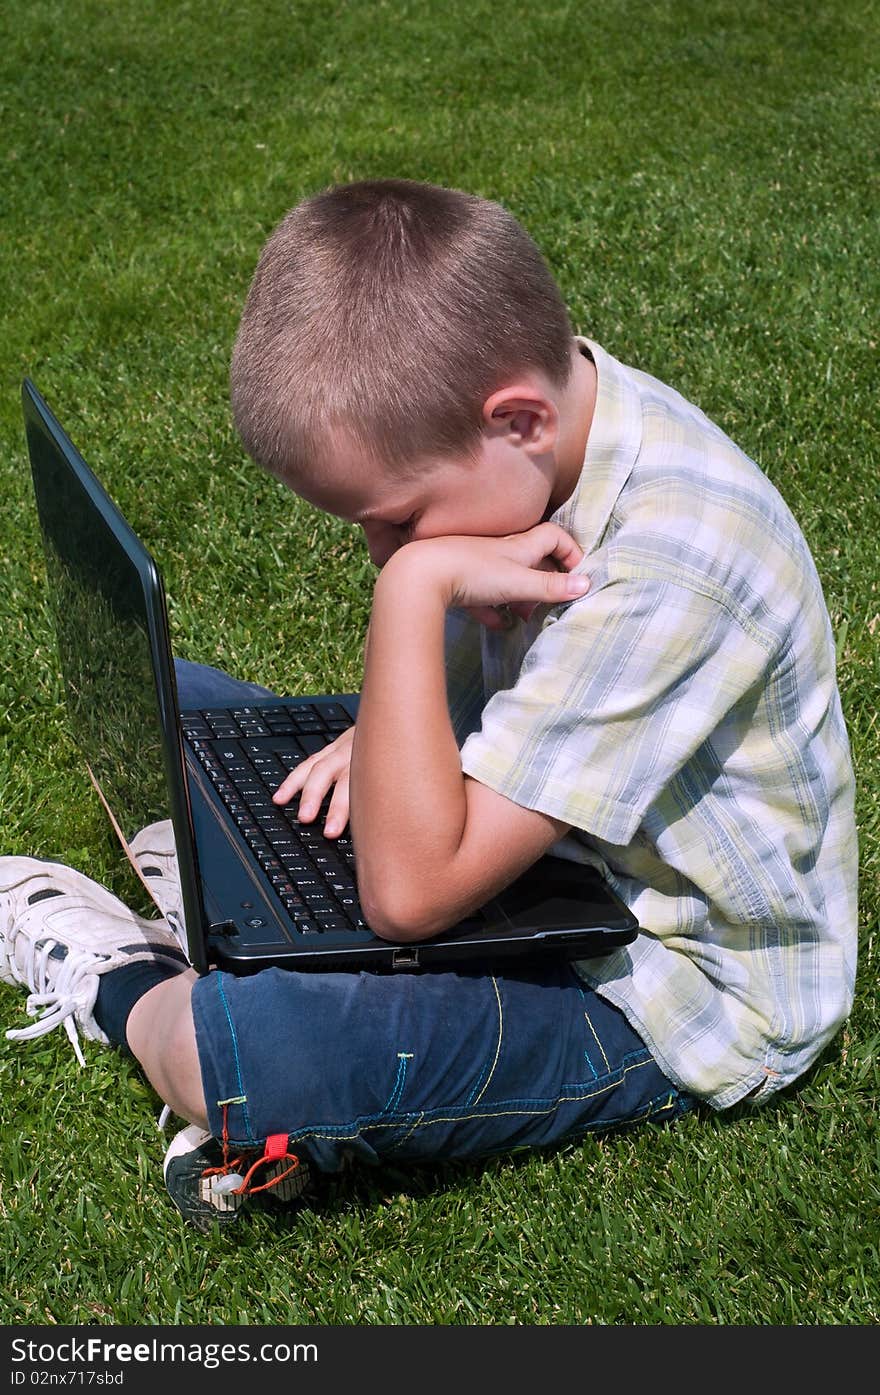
[
  {"x1": 0, "y1": 856, "x2": 189, "y2": 1067},
  {"x1": 128, "y1": 820, "x2": 186, "y2": 947}
]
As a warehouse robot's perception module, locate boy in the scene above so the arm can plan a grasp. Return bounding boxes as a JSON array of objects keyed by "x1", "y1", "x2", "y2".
[{"x1": 1, "y1": 179, "x2": 858, "y2": 1229}]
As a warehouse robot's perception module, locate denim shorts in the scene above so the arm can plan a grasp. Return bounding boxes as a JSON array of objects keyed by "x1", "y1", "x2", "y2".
[{"x1": 177, "y1": 659, "x2": 695, "y2": 1171}]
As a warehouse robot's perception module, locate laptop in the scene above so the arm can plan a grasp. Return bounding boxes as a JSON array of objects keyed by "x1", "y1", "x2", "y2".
[{"x1": 21, "y1": 379, "x2": 639, "y2": 974}]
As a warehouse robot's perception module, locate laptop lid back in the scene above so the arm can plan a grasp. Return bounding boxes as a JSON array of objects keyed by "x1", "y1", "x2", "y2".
[{"x1": 22, "y1": 379, "x2": 211, "y2": 972}]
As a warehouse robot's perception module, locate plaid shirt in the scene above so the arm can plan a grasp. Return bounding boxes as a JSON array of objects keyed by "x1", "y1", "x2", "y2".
[{"x1": 446, "y1": 339, "x2": 857, "y2": 1109}]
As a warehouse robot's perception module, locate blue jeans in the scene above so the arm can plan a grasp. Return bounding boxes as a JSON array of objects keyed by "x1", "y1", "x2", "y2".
[{"x1": 177, "y1": 659, "x2": 695, "y2": 1171}]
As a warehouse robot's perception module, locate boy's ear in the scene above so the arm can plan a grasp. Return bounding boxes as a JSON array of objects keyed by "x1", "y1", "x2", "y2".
[{"x1": 481, "y1": 383, "x2": 558, "y2": 453}]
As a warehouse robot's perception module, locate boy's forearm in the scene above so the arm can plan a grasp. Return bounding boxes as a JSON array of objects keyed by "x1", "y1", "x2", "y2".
[
  {"x1": 348, "y1": 529, "x2": 586, "y2": 938},
  {"x1": 349, "y1": 560, "x2": 467, "y2": 938}
]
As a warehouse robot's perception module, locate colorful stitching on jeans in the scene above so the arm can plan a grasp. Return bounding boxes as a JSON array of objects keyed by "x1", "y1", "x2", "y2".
[
  {"x1": 385, "y1": 1111, "x2": 426, "y2": 1155},
  {"x1": 465, "y1": 976, "x2": 503, "y2": 1107},
  {"x1": 582, "y1": 1006, "x2": 612, "y2": 1074},
  {"x1": 381, "y1": 1052, "x2": 413, "y2": 1114},
  {"x1": 561, "y1": 1044, "x2": 649, "y2": 1095},
  {"x1": 287, "y1": 1052, "x2": 657, "y2": 1147},
  {"x1": 215, "y1": 974, "x2": 255, "y2": 1143},
  {"x1": 576, "y1": 985, "x2": 611, "y2": 1080},
  {"x1": 476, "y1": 1086, "x2": 690, "y2": 1158},
  {"x1": 216, "y1": 1058, "x2": 689, "y2": 1156}
]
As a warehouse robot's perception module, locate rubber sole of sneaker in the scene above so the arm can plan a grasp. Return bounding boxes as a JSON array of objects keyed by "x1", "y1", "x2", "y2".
[{"x1": 163, "y1": 1124, "x2": 312, "y2": 1232}]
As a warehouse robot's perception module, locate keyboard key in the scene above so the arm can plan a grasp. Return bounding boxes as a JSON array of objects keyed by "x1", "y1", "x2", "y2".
[
  {"x1": 271, "y1": 879, "x2": 297, "y2": 897},
  {"x1": 266, "y1": 840, "x2": 300, "y2": 857},
  {"x1": 213, "y1": 745, "x2": 249, "y2": 775},
  {"x1": 293, "y1": 919, "x2": 321, "y2": 935},
  {"x1": 317, "y1": 913, "x2": 355, "y2": 932},
  {"x1": 315, "y1": 703, "x2": 350, "y2": 722},
  {"x1": 232, "y1": 780, "x2": 265, "y2": 797},
  {"x1": 314, "y1": 852, "x2": 345, "y2": 871},
  {"x1": 240, "y1": 738, "x2": 273, "y2": 755},
  {"x1": 277, "y1": 752, "x2": 305, "y2": 771},
  {"x1": 251, "y1": 758, "x2": 286, "y2": 780},
  {"x1": 302, "y1": 894, "x2": 337, "y2": 914},
  {"x1": 298, "y1": 734, "x2": 331, "y2": 755},
  {"x1": 181, "y1": 723, "x2": 212, "y2": 739},
  {"x1": 327, "y1": 876, "x2": 356, "y2": 895}
]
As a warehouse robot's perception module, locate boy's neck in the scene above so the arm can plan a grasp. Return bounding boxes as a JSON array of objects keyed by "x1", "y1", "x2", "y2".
[{"x1": 547, "y1": 343, "x2": 598, "y2": 513}]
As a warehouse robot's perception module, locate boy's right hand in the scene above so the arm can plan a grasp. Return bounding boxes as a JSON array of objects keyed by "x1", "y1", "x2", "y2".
[{"x1": 271, "y1": 724, "x2": 354, "y2": 838}]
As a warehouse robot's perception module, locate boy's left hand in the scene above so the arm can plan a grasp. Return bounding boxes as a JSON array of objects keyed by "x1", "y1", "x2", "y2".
[{"x1": 381, "y1": 522, "x2": 590, "y2": 626}]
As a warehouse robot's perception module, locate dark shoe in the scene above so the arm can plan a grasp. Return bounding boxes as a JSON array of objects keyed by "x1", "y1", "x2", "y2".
[{"x1": 163, "y1": 1123, "x2": 312, "y2": 1231}]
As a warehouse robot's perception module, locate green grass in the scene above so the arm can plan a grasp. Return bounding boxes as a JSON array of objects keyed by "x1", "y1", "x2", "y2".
[{"x1": 1, "y1": 0, "x2": 878, "y2": 1327}]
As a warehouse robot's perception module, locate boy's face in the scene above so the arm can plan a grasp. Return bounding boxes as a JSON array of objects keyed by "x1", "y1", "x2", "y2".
[{"x1": 298, "y1": 430, "x2": 558, "y2": 569}]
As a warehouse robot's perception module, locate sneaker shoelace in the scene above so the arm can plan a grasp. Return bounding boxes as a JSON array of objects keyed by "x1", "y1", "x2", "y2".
[
  {"x1": 5, "y1": 922, "x2": 182, "y2": 1067},
  {"x1": 4, "y1": 925, "x2": 109, "y2": 1065}
]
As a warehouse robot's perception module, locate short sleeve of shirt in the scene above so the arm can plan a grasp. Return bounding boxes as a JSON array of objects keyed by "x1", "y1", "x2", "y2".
[{"x1": 458, "y1": 571, "x2": 773, "y2": 847}]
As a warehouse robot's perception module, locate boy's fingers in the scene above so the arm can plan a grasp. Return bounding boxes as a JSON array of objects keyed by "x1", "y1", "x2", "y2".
[
  {"x1": 276, "y1": 732, "x2": 355, "y2": 818},
  {"x1": 498, "y1": 556, "x2": 589, "y2": 609},
  {"x1": 273, "y1": 753, "x2": 330, "y2": 807},
  {"x1": 460, "y1": 570, "x2": 588, "y2": 625},
  {"x1": 521, "y1": 522, "x2": 584, "y2": 573},
  {"x1": 295, "y1": 766, "x2": 339, "y2": 821},
  {"x1": 272, "y1": 762, "x2": 351, "y2": 831},
  {"x1": 272, "y1": 766, "x2": 308, "y2": 805},
  {"x1": 540, "y1": 567, "x2": 589, "y2": 603},
  {"x1": 322, "y1": 774, "x2": 350, "y2": 837}
]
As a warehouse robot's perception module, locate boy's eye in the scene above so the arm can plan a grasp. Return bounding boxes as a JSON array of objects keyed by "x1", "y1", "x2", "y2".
[{"x1": 397, "y1": 515, "x2": 417, "y2": 540}]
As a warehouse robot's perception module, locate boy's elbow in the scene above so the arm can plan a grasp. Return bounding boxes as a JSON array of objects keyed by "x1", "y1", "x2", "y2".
[{"x1": 359, "y1": 877, "x2": 451, "y2": 944}]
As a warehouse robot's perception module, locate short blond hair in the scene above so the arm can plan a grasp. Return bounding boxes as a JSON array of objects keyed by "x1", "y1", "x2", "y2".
[{"x1": 230, "y1": 179, "x2": 574, "y2": 484}]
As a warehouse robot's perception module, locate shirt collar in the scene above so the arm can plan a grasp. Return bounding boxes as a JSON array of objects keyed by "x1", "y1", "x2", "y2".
[{"x1": 549, "y1": 337, "x2": 643, "y2": 556}]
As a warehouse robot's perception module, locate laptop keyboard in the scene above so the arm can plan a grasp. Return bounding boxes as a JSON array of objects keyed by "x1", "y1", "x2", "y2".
[{"x1": 180, "y1": 703, "x2": 367, "y2": 936}]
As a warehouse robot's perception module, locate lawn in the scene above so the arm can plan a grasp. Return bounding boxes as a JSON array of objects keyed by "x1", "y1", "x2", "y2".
[{"x1": 0, "y1": 0, "x2": 877, "y2": 1327}]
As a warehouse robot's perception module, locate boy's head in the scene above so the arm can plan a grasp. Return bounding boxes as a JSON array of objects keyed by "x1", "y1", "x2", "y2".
[{"x1": 230, "y1": 179, "x2": 577, "y2": 527}]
